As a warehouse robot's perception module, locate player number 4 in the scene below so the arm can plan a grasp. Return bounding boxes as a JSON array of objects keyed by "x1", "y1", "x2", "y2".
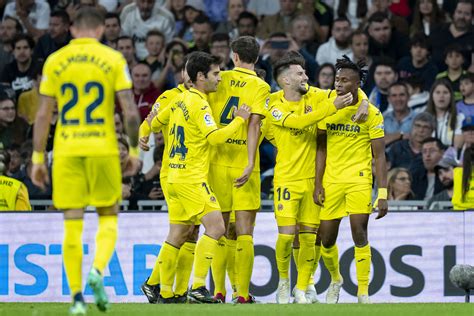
[{"x1": 220, "y1": 96, "x2": 239, "y2": 125}]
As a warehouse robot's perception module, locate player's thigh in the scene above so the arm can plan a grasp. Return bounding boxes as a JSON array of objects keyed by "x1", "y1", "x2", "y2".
[
  {"x1": 231, "y1": 168, "x2": 260, "y2": 211},
  {"x1": 346, "y1": 183, "x2": 372, "y2": 215},
  {"x1": 173, "y1": 182, "x2": 221, "y2": 223},
  {"x1": 274, "y1": 181, "x2": 303, "y2": 227},
  {"x1": 160, "y1": 176, "x2": 169, "y2": 201},
  {"x1": 299, "y1": 179, "x2": 320, "y2": 226},
  {"x1": 320, "y1": 182, "x2": 347, "y2": 220},
  {"x1": 85, "y1": 156, "x2": 122, "y2": 208},
  {"x1": 52, "y1": 156, "x2": 88, "y2": 209},
  {"x1": 167, "y1": 183, "x2": 192, "y2": 225},
  {"x1": 209, "y1": 165, "x2": 232, "y2": 212}
]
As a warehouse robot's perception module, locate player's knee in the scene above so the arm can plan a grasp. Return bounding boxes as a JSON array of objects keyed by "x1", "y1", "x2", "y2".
[
  {"x1": 227, "y1": 223, "x2": 237, "y2": 240},
  {"x1": 321, "y1": 234, "x2": 337, "y2": 248},
  {"x1": 351, "y1": 228, "x2": 368, "y2": 247},
  {"x1": 187, "y1": 225, "x2": 200, "y2": 242}
]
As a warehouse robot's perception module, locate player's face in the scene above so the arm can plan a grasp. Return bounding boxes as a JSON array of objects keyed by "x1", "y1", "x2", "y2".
[
  {"x1": 13, "y1": 39, "x2": 32, "y2": 63},
  {"x1": 432, "y1": 84, "x2": 451, "y2": 111},
  {"x1": 334, "y1": 68, "x2": 358, "y2": 96},
  {"x1": 204, "y1": 64, "x2": 221, "y2": 93},
  {"x1": 287, "y1": 64, "x2": 308, "y2": 95}
]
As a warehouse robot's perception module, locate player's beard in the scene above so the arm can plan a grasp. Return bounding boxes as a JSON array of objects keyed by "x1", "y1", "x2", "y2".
[{"x1": 297, "y1": 82, "x2": 308, "y2": 95}]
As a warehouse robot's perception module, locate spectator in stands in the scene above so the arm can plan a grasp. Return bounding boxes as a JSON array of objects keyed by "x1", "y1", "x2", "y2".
[
  {"x1": 17, "y1": 62, "x2": 42, "y2": 125},
  {"x1": 405, "y1": 75, "x2": 429, "y2": 113},
  {"x1": 133, "y1": 143, "x2": 165, "y2": 201},
  {"x1": 333, "y1": 0, "x2": 368, "y2": 30},
  {"x1": 367, "y1": 12, "x2": 409, "y2": 62},
  {"x1": 104, "y1": 13, "x2": 121, "y2": 48},
  {"x1": 315, "y1": 63, "x2": 335, "y2": 90},
  {"x1": 119, "y1": 136, "x2": 141, "y2": 199},
  {"x1": 410, "y1": 137, "x2": 445, "y2": 200},
  {"x1": 3, "y1": 0, "x2": 50, "y2": 40},
  {"x1": 142, "y1": 30, "x2": 166, "y2": 81},
  {"x1": 216, "y1": 0, "x2": 245, "y2": 39},
  {"x1": 290, "y1": 14, "x2": 319, "y2": 59},
  {"x1": 347, "y1": 30, "x2": 372, "y2": 69},
  {"x1": 425, "y1": 79, "x2": 463, "y2": 148},
  {"x1": 388, "y1": 112, "x2": 435, "y2": 169},
  {"x1": 117, "y1": 35, "x2": 138, "y2": 70},
  {"x1": 203, "y1": 0, "x2": 228, "y2": 23},
  {"x1": 0, "y1": 150, "x2": 31, "y2": 211},
  {"x1": 190, "y1": 15, "x2": 213, "y2": 53},
  {"x1": 397, "y1": 33, "x2": 438, "y2": 91},
  {"x1": 436, "y1": 44, "x2": 467, "y2": 102},
  {"x1": 6, "y1": 144, "x2": 22, "y2": 177},
  {"x1": 369, "y1": 58, "x2": 398, "y2": 114},
  {"x1": 166, "y1": 0, "x2": 186, "y2": 36},
  {"x1": 120, "y1": 0, "x2": 175, "y2": 59},
  {"x1": 257, "y1": 0, "x2": 299, "y2": 39},
  {"x1": 34, "y1": 10, "x2": 71, "y2": 63},
  {"x1": 1, "y1": 34, "x2": 37, "y2": 99},
  {"x1": 0, "y1": 16, "x2": 22, "y2": 74},
  {"x1": 366, "y1": 0, "x2": 410, "y2": 36},
  {"x1": 387, "y1": 167, "x2": 415, "y2": 200},
  {"x1": 307, "y1": 0, "x2": 333, "y2": 42},
  {"x1": 457, "y1": 73, "x2": 474, "y2": 118},
  {"x1": 430, "y1": 0, "x2": 474, "y2": 72},
  {"x1": 0, "y1": 85, "x2": 28, "y2": 150},
  {"x1": 236, "y1": 11, "x2": 261, "y2": 42},
  {"x1": 178, "y1": 0, "x2": 205, "y2": 42},
  {"x1": 316, "y1": 17, "x2": 352, "y2": 66},
  {"x1": 444, "y1": 114, "x2": 474, "y2": 166},
  {"x1": 427, "y1": 156, "x2": 456, "y2": 209},
  {"x1": 131, "y1": 63, "x2": 160, "y2": 121},
  {"x1": 210, "y1": 33, "x2": 233, "y2": 70},
  {"x1": 384, "y1": 82, "x2": 416, "y2": 146},
  {"x1": 410, "y1": 0, "x2": 445, "y2": 37},
  {"x1": 154, "y1": 40, "x2": 188, "y2": 90},
  {"x1": 247, "y1": 0, "x2": 280, "y2": 18}
]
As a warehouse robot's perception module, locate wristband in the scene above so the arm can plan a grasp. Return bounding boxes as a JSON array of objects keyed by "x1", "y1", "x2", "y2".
[
  {"x1": 378, "y1": 188, "x2": 387, "y2": 200},
  {"x1": 129, "y1": 146, "x2": 139, "y2": 158},
  {"x1": 32, "y1": 151, "x2": 45, "y2": 164}
]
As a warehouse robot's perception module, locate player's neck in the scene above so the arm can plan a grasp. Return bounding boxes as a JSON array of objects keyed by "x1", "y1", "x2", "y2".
[
  {"x1": 284, "y1": 89, "x2": 302, "y2": 102},
  {"x1": 192, "y1": 83, "x2": 207, "y2": 95},
  {"x1": 234, "y1": 61, "x2": 254, "y2": 71},
  {"x1": 350, "y1": 91, "x2": 359, "y2": 105}
]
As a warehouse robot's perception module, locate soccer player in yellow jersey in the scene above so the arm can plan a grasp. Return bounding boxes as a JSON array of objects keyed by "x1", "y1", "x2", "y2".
[
  {"x1": 30, "y1": 8, "x2": 141, "y2": 315},
  {"x1": 269, "y1": 51, "x2": 369, "y2": 304},
  {"x1": 139, "y1": 52, "x2": 251, "y2": 303},
  {"x1": 314, "y1": 56, "x2": 388, "y2": 304},
  {"x1": 207, "y1": 36, "x2": 270, "y2": 304}
]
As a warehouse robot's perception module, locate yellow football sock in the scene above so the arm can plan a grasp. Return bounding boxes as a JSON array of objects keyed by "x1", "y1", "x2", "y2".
[
  {"x1": 63, "y1": 219, "x2": 84, "y2": 296},
  {"x1": 147, "y1": 256, "x2": 161, "y2": 286},
  {"x1": 321, "y1": 244, "x2": 342, "y2": 283},
  {"x1": 236, "y1": 235, "x2": 254, "y2": 299},
  {"x1": 292, "y1": 247, "x2": 300, "y2": 269},
  {"x1": 211, "y1": 236, "x2": 227, "y2": 295},
  {"x1": 309, "y1": 245, "x2": 321, "y2": 285},
  {"x1": 296, "y1": 233, "x2": 316, "y2": 291},
  {"x1": 226, "y1": 238, "x2": 237, "y2": 292},
  {"x1": 355, "y1": 243, "x2": 371, "y2": 296},
  {"x1": 275, "y1": 233, "x2": 294, "y2": 279},
  {"x1": 192, "y1": 234, "x2": 218, "y2": 289},
  {"x1": 92, "y1": 215, "x2": 118, "y2": 274},
  {"x1": 175, "y1": 241, "x2": 196, "y2": 295},
  {"x1": 158, "y1": 242, "x2": 179, "y2": 298}
]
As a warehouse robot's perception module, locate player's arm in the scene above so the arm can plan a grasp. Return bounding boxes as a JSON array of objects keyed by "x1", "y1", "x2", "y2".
[
  {"x1": 138, "y1": 106, "x2": 170, "y2": 151},
  {"x1": 235, "y1": 113, "x2": 262, "y2": 187},
  {"x1": 31, "y1": 94, "x2": 55, "y2": 190},
  {"x1": 206, "y1": 106, "x2": 250, "y2": 145},
  {"x1": 15, "y1": 183, "x2": 31, "y2": 211},
  {"x1": 372, "y1": 137, "x2": 388, "y2": 219},
  {"x1": 314, "y1": 128, "x2": 327, "y2": 206},
  {"x1": 117, "y1": 90, "x2": 141, "y2": 153},
  {"x1": 353, "y1": 88, "x2": 369, "y2": 123},
  {"x1": 276, "y1": 102, "x2": 337, "y2": 130}
]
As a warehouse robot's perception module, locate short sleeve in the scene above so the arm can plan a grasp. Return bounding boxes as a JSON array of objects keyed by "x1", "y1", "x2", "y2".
[
  {"x1": 114, "y1": 54, "x2": 132, "y2": 92},
  {"x1": 39, "y1": 57, "x2": 56, "y2": 97},
  {"x1": 195, "y1": 103, "x2": 219, "y2": 137},
  {"x1": 369, "y1": 109, "x2": 385, "y2": 139},
  {"x1": 268, "y1": 103, "x2": 292, "y2": 127},
  {"x1": 252, "y1": 82, "x2": 270, "y2": 116}
]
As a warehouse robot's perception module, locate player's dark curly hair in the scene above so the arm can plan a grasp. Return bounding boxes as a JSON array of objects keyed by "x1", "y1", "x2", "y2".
[{"x1": 335, "y1": 55, "x2": 368, "y2": 85}]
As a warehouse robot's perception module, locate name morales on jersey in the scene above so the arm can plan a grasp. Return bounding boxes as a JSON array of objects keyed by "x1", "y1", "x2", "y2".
[
  {"x1": 326, "y1": 123, "x2": 361, "y2": 133},
  {"x1": 230, "y1": 80, "x2": 247, "y2": 88},
  {"x1": 176, "y1": 101, "x2": 190, "y2": 121},
  {"x1": 53, "y1": 54, "x2": 112, "y2": 76},
  {"x1": 226, "y1": 138, "x2": 246, "y2": 145}
]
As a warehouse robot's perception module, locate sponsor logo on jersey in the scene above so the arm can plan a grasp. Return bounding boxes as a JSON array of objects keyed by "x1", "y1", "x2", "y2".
[
  {"x1": 226, "y1": 138, "x2": 246, "y2": 145},
  {"x1": 204, "y1": 113, "x2": 215, "y2": 126},
  {"x1": 326, "y1": 123, "x2": 361, "y2": 133},
  {"x1": 271, "y1": 109, "x2": 283, "y2": 120}
]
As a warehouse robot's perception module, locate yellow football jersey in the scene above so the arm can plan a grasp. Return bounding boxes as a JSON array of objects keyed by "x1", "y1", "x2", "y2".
[
  {"x1": 269, "y1": 87, "x2": 336, "y2": 183},
  {"x1": 150, "y1": 84, "x2": 186, "y2": 178},
  {"x1": 317, "y1": 98, "x2": 384, "y2": 184},
  {"x1": 40, "y1": 38, "x2": 132, "y2": 157},
  {"x1": 452, "y1": 168, "x2": 474, "y2": 210},
  {"x1": 208, "y1": 67, "x2": 270, "y2": 170}
]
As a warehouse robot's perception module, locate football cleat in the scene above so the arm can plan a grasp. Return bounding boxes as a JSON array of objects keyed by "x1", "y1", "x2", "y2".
[
  {"x1": 214, "y1": 292, "x2": 226, "y2": 303},
  {"x1": 87, "y1": 268, "x2": 110, "y2": 312},
  {"x1": 326, "y1": 278, "x2": 343, "y2": 304},
  {"x1": 69, "y1": 293, "x2": 86, "y2": 315},
  {"x1": 276, "y1": 278, "x2": 290, "y2": 304},
  {"x1": 188, "y1": 286, "x2": 222, "y2": 304},
  {"x1": 305, "y1": 284, "x2": 319, "y2": 303},
  {"x1": 358, "y1": 295, "x2": 371, "y2": 304},
  {"x1": 293, "y1": 288, "x2": 310, "y2": 304},
  {"x1": 141, "y1": 278, "x2": 160, "y2": 304}
]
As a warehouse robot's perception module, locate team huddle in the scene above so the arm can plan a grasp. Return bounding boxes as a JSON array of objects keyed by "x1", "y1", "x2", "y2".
[{"x1": 30, "y1": 7, "x2": 388, "y2": 315}]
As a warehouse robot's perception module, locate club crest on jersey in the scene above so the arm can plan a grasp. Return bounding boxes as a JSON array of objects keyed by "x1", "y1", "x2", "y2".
[
  {"x1": 271, "y1": 109, "x2": 283, "y2": 120},
  {"x1": 277, "y1": 203, "x2": 284, "y2": 211},
  {"x1": 305, "y1": 105, "x2": 312, "y2": 113},
  {"x1": 204, "y1": 113, "x2": 215, "y2": 126},
  {"x1": 210, "y1": 196, "x2": 216, "y2": 202},
  {"x1": 265, "y1": 98, "x2": 270, "y2": 109},
  {"x1": 375, "y1": 124, "x2": 384, "y2": 130},
  {"x1": 152, "y1": 102, "x2": 160, "y2": 113}
]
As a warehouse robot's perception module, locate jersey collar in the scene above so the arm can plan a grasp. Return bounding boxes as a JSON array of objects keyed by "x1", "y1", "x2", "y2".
[
  {"x1": 177, "y1": 83, "x2": 187, "y2": 92},
  {"x1": 233, "y1": 67, "x2": 257, "y2": 77},
  {"x1": 70, "y1": 38, "x2": 100, "y2": 45},
  {"x1": 189, "y1": 87, "x2": 208, "y2": 101}
]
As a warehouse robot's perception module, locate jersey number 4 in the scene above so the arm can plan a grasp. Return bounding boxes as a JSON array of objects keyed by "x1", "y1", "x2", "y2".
[
  {"x1": 60, "y1": 82, "x2": 104, "y2": 125},
  {"x1": 220, "y1": 96, "x2": 239, "y2": 125},
  {"x1": 169, "y1": 124, "x2": 188, "y2": 160}
]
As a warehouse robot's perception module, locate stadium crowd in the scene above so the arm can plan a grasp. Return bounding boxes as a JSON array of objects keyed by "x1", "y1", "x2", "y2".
[{"x1": 0, "y1": 0, "x2": 473, "y2": 210}]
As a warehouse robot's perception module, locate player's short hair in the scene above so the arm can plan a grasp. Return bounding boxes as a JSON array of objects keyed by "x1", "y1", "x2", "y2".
[
  {"x1": 230, "y1": 36, "x2": 260, "y2": 64},
  {"x1": 73, "y1": 7, "x2": 105, "y2": 30},
  {"x1": 12, "y1": 33, "x2": 35, "y2": 49},
  {"x1": 186, "y1": 51, "x2": 222, "y2": 82},
  {"x1": 51, "y1": 10, "x2": 70, "y2": 25},
  {"x1": 272, "y1": 50, "x2": 306, "y2": 83},
  {"x1": 335, "y1": 55, "x2": 368, "y2": 85}
]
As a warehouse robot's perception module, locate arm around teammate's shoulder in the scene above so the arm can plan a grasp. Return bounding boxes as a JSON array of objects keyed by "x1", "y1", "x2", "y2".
[{"x1": 205, "y1": 104, "x2": 251, "y2": 145}]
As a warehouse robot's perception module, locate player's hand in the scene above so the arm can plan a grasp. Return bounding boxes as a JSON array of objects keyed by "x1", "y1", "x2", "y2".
[
  {"x1": 31, "y1": 163, "x2": 50, "y2": 191},
  {"x1": 235, "y1": 104, "x2": 251, "y2": 120},
  {"x1": 333, "y1": 92, "x2": 353, "y2": 109},
  {"x1": 122, "y1": 183, "x2": 132, "y2": 199},
  {"x1": 234, "y1": 164, "x2": 254, "y2": 188},
  {"x1": 139, "y1": 136, "x2": 150, "y2": 151},
  {"x1": 375, "y1": 199, "x2": 388, "y2": 219},
  {"x1": 313, "y1": 185, "x2": 325, "y2": 206},
  {"x1": 353, "y1": 99, "x2": 369, "y2": 123}
]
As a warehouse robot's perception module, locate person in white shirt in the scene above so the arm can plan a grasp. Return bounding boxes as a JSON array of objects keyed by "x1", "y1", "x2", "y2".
[
  {"x1": 315, "y1": 17, "x2": 352, "y2": 66},
  {"x1": 3, "y1": 0, "x2": 50, "y2": 40}
]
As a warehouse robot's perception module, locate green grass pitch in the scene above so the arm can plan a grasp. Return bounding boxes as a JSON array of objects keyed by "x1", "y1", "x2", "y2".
[{"x1": 0, "y1": 303, "x2": 472, "y2": 316}]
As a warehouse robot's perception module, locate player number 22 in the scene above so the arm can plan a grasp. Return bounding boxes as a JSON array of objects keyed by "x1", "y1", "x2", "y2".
[{"x1": 60, "y1": 82, "x2": 104, "y2": 125}]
